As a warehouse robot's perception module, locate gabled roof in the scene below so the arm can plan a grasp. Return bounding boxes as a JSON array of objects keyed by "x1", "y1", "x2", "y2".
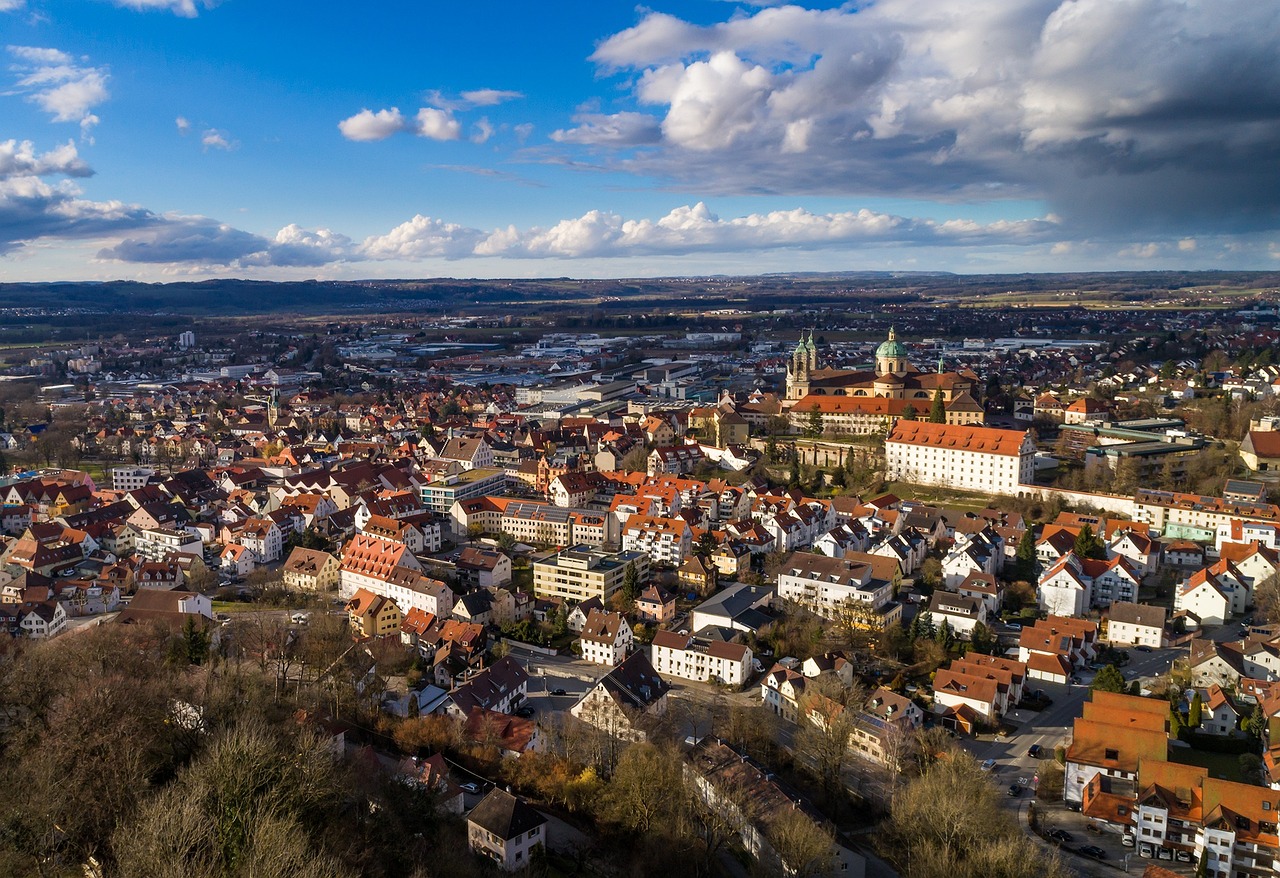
[{"x1": 467, "y1": 788, "x2": 546, "y2": 839}]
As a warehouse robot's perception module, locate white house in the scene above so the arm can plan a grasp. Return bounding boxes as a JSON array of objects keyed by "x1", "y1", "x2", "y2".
[
  {"x1": 926, "y1": 592, "x2": 988, "y2": 639},
  {"x1": 650, "y1": 630, "x2": 752, "y2": 686},
  {"x1": 578, "y1": 608, "x2": 632, "y2": 667},
  {"x1": 1106, "y1": 602, "x2": 1166, "y2": 648}
]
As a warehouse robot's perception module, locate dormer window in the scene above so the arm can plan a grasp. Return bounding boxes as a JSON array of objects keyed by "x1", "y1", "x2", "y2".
[{"x1": 1104, "y1": 748, "x2": 1119, "y2": 760}]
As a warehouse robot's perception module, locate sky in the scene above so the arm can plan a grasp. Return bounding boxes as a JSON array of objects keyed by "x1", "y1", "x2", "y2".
[{"x1": 1, "y1": 0, "x2": 1279, "y2": 282}]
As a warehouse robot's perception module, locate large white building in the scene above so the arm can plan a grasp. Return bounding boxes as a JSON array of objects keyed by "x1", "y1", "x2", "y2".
[
  {"x1": 775, "y1": 554, "x2": 893, "y2": 619},
  {"x1": 885, "y1": 421, "x2": 1035, "y2": 496},
  {"x1": 650, "y1": 630, "x2": 753, "y2": 686}
]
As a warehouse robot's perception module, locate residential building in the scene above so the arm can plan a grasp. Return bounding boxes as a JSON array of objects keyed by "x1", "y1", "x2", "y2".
[
  {"x1": 346, "y1": 588, "x2": 403, "y2": 637},
  {"x1": 422, "y1": 468, "x2": 509, "y2": 518},
  {"x1": 578, "y1": 608, "x2": 633, "y2": 667},
  {"x1": 1064, "y1": 691, "x2": 1169, "y2": 805},
  {"x1": 532, "y1": 546, "x2": 648, "y2": 605},
  {"x1": 650, "y1": 630, "x2": 752, "y2": 686},
  {"x1": 634, "y1": 584, "x2": 676, "y2": 626},
  {"x1": 690, "y1": 582, "x2": 777, "y2": 635},
  {"x1": 1107, "y1": 602, "x2": 1167, "y2": 648},
  {"x1": 570, "y1": 651, "x2": 669, "y2": 742},
  {"x1": 281, "y1": 547, "x2": 340, "y2": 592},
  {"x1": 457, "y1": 548, "x2": 513, "y2": 589},
  {"x1": 775, "y1": 553, "x2": 895, "y2": 622},
  {"x1": 926, "y1": 591, "x2": 988, "y2": 639},
  {"x1": 621, "y1": 515, "x2": 692, "y2": 566},
  {"x1": 467, "y1": 789, "x2": 547, "y2": 872}
]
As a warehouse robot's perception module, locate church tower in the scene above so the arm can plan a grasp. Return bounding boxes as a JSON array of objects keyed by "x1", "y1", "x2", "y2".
[
  {"x1": 875, "y1": 327, "x2": 909, "y2": 377},
  {"x1": 786, "y1": 332, "x2": 815, "y2": 400}
]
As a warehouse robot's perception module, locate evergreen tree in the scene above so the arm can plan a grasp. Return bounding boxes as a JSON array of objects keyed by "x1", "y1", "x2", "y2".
[
  {"x1": 901, "y1": 404, "x2": 918, "y2": 422},
  {"x1": 914, "y1": 611, "x2": 935, "y2": 640},
  {"x1": 1016, "y1": 529, "x2": 1038, "y2": 581},
  {"x1": 1189, "y1": 691, "x2": 1203, "y2": 728},
  {"x1": 970, "y1": 621, "x2": 995, "y2": 655},
  {"x1": 1073, "y1": 524, "x2": 1106, "y2": 560},
  {"x1": 934, "y1": 620, "x2": 954, "y2": 651},
  {"x1": 181, "y1": 615, "x2": 210, "y2": 666},
  {"x1": 929, "y1": 389, "x2": 947, "y2": 423},
  {"x1": 789, "y1": 454, "x2": 802, "y2": 488},
  {"x1": 1245, "y1": 703, "x2": 1268, "y2": 741},
  {"x1": 1089, "y1": 664, "x2": 1126, "y2": 693},
  {"x1": 621, "y1": 562, "x2": 640, "y2": 608},
  {"x1": 805, "y1": 405, "x2": 823, "y2": 439}
]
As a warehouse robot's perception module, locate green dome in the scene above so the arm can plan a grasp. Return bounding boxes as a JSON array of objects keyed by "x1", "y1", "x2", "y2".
[{"x1": 875, "y1": 329, "x2": 907, "y2": 359}]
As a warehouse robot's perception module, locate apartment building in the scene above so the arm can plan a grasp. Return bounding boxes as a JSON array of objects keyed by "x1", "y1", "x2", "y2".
[
  {"x1": 532, "y1": 546, "x2": 649, "y2": 604},
  {"x1": 650, "y1": 630, "x2": 753, "y2": 686},
  {"x1": 775, "y1": 553, "x2": 894, "y2": 620}
]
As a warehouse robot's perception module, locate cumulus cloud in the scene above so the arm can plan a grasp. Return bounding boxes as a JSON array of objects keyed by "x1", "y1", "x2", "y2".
[
  {"x1": 569, "y1": 2, "x2": 1280, "y2": 236},
  {"x1": 338, "y1": 106, "x2": 460, "y2": 142},
  {"x1": 8, "y1": 45, "x2": 110, "y2": 137},
  {"x1": 0, "y1": 0, "x2": 24, "y2": 11},
  {"x1": 175, "y1": 116, "x2": 191, "y2": 134},
  {"x1": 415, "y1": 107, "x2": 460, "y2": 141},
  {"x1": 355, "y1": 202, "x2": 1057, "y2": 263},
  {"x1": 200, "y1": 128, "x2": 236, "y2": 151},
  {"x1": 0, "y1": 142, "x2": 155, "y2": 256},
  {"x1": 338, "y1": 107, "x2": 408, "y2": 141},
  {"x1": 0, "y1": 139, "x2": 92, "y2": 178}
]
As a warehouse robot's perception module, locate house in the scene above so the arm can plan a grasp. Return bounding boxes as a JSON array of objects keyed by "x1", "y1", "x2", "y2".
[
  {"x1": 676, "y1": 553, "x2": 717, "y2": 596},
  {"x1": 346, "y1": 588, "x2": 403, "y2": 637},
  {"x1": 281, "y1": 547, "x2": 340, "y2": 591},
  {"x1": 634, "y1": 584, "x2": 676, "y2": 626},
  {"x1": 219, "y1": 543, "x2": 255, "y2": 579},
  {"x1": 1174, "y1": 567, "x2": 1235, "y2": 626},
  {"x1": 235, "y1": 517, "x2": 283, "y2": 563},
  {"x1": 1164, "y1": 540, "x2": 1206, "y2": 569},
  {"x1": 685, "y1": 737, "x2": 865, "y2": 878},
  {"x1": 650, "y1": 629, "x2": 752, "y2": 686},
  {"x1": 813, "y1": 522, "x2": 870, "y2": 558},
  {"x1": 467, "y1": 788, "x2": 547, "y2": 872},
  {"x1": 1189, "y1": 685, "x2": 1242, "y2": 736},
  {"x1": 1107, "y1": 602, "x2": 1167, "y2": 648},
  {"x1": 578, "y1": 608, "x2": 633, "y2": 667},
  {"x1": 440, "y1": 436, "x2": 494, "y2": 471},
  {"x1": 115, "y1": 588, "x2": 214, "y2": 637},
  {"x1": 955, "y1": 572, "x2": 1002, "y2": 617},
  {"x1": 464, "y1": 708, "x2": 542, "y2": 757},
  {"x1": 926, "y1": 592, "x2": 988, "y2": 639},
  {"x1": 1018, "y1": 616, "x2": 1100, "y2": 683},
  {"x1": 570, "y1": 651, "x2": 669, "y2": 742},
  {"x1": 690, "y1": 582, "x2": 777, "y2": 635},
  {"x1": 456, "y1": 547, "x2": 512, "y2": 589},
  {"x1": 566, "y1": 596, "x2": 604, "y2": 634},
  {"x1": 446, "y1": 656, "x2": 530, "y2": 718},
  {"x1": 775, "y1": 553, "x2": 897, "y2": 625},
  {"x1": 760, "y1": 662, "x2": 808, "y2": 722}
]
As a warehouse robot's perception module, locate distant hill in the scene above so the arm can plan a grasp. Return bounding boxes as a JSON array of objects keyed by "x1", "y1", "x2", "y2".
[{"x1": 0, "y1": 270, "x2": 1276, "y2": 317}]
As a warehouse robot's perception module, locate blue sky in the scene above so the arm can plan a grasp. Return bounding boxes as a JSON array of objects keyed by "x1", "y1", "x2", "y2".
[{"x1": 2, "y1": 0, "x2": 1278, "y2": 281}]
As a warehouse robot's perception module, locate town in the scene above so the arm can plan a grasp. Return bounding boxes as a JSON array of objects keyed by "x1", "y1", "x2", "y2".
[{"x1": 4, "y1": 280, "x2": 1280, "y2": 878}]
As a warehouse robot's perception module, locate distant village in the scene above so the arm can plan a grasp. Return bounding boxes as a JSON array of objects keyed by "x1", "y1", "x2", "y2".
[{"x1": 6, "y1": 298, "x2": 1280, "y2": 877}]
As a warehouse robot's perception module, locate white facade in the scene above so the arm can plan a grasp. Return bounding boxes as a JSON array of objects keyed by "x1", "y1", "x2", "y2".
[{"x1": 884, "y1": 422, "x2": 1035, "y2": 495}]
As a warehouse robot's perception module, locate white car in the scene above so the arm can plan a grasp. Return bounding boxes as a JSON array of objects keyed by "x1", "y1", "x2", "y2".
[{"x1": 290, "y1": 612, "x2": 310, "y2": 625}]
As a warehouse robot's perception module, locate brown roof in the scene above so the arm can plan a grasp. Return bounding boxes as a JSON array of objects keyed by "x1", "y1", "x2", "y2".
[{"x1": 1107, "y1": 601, "x2": 1167, "y2": 630}]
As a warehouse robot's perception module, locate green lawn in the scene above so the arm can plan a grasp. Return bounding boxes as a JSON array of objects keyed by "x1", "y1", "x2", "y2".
[{"x1": 1169, "y1": 746, "x2": 1244, "y2": 782}]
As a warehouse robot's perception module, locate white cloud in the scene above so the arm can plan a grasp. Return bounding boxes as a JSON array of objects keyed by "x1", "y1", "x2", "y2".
[
  {"x1": 1178, "y1": 238, "x2": 1197, "y2": 252},
  {"x1": 360, "y1": 215, "x2": 484, "y2": 261},
  {"x1": 551, "y1": 112, "x2": 662, "y2": 146},
  {"x1": 8, "y1": 45, "x2": 109, "y2": 136},
  {"x1": 570, "y1": 3, "x2": 1280, "y2": 236},
  {"x1": 110, "y1": 0, "x2": 204, "y2": 17},
  {"x1": 175, "y1": 116, "x2": 190, "y2": 134},
  {"x1": 415, "y1": 107, "x2": 460, "y2": 141},
  {"x1": 338, "y1": 107, "x2": 408, "y2": 141},
  {"x1": 0, "y1": 0, "x2": 24, "y2": 11},
  {"x1": 0, "y1": 139, "x2": 91, "y2": 178},
  {"x1": 200, "y1": 128, "x2": 236, "y2": 151},
  {"x1": 460, "y1": 88, "x2": 523, "y2": 107},
  {"x1": 470, "y1": 117, "x2": 494, "y2": 144},
  {"x1": 338, "y1": 106, "x2": 460, "y2": 141}
]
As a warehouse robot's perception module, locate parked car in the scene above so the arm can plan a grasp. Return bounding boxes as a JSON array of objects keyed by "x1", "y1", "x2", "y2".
[
  {"x1": 1077, "y1": 845, "x2": 1107, "y2": 860},
  {"x1": 551, "y1": 687, "x2": 567, "y2": 696},
  {"x1": 1007, "y1": 784, "x2": 1021, "y2": 797},
  {"x1": 1047, "y1": 829, "x2": 1074, "y2": 843},
  {"x1": 515, "y1": 706, "x2": 535, "y2": 718},
  {"x1": 1174, "y1": 850, "x2": 1192, "y2": 863},
  {"x1": 1135, "y1": 645, "x2": 1153, "y2": 653},
  {"x1": 1027, "y1": 744, "x2": 1042, "y2": 758},
  {"x1": 290, "y1": 612, "x2": 310, "y2": 625},
  {"x1": 1157, "y1": 847, "x2": 1174, "y2": 861},
  {"x1": 1121, "y1": 833, "x2": 1135, "y2": 847},
  {"x1": 459, "y1": 782, "x2": 480, "y2": 795},
  {"x1": 981, "y1": 759, "x2": 996, "y2": 772},
  {"x1": 1139, "y1": 842, "x2": 1154, "y2": 858}
]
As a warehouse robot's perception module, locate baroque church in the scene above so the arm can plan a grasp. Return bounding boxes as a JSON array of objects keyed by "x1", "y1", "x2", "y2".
[{"x1": 785, "y1": 329, "x2": 985, "y2": 432}]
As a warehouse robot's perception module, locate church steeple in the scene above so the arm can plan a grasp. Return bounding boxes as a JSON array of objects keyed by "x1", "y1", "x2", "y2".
[{"x1": 937, "y1": 355, "x2": 945, "y2": 375}]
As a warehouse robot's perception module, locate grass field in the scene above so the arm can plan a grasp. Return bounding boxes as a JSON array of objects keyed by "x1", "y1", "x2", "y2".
[{"x1": 1168, "y1": 746, "x2": 1244, "y2": 782}]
